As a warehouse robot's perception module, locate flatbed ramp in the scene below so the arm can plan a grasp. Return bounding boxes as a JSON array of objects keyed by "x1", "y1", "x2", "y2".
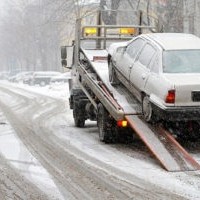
[{"x1": 126, "y1": 115, "x2": 200, "y2": 171}]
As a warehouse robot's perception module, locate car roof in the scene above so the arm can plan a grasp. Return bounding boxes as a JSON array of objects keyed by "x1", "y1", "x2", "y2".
[
  {"x1": 141, "y1": 33, "x2": 200, "y2": 50},
  {"x1": 33, "y1": 71, "x2": 60, "y2": 75}
]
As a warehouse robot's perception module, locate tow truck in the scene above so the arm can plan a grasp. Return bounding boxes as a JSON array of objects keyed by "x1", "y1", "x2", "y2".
[{"x1": 61, "y1": 10, "x2": 200, "y2": 171}]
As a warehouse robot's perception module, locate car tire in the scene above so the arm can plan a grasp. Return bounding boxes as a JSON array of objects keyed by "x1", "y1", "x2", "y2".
[
  {"x1": 142, "y1": 95, "x2": 156, "y2": 123},
  {"x1": 108, "y1": 60, "x2": 119, "y2": 85},
  {"x1": 40, "y1": 81, "x2": 46, "y2": 86},
  {"x1": 97, "y1": 104, "x2": 112, "y2": 143}
]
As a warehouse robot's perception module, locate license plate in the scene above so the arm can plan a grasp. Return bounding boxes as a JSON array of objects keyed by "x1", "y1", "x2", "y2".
[{"x1": 192, "y1": 91, "x2": 200, "y2": 102}]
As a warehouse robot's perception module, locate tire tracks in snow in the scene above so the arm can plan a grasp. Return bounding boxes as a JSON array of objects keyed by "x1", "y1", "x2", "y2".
[{"x1": 0, "y1": 85, "x2": 187, "y2": 200}]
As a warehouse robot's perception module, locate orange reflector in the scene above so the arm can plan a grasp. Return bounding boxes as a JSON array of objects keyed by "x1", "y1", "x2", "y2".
[
  {"x1": 117, "y1": 120, "x2": 128, "y2": 127},
  {"x1": 165, "y1": 90, "x2": 175, "y2": 103},
  {"x1": 93, "y1": 56, "x2": 107, "y2": 62},
  {"x1": 119, "y1": 28, "x2": 136, "y2": 35},
  {"x1": 84, "y1": 27, "x2": 97, "y2": 35}
]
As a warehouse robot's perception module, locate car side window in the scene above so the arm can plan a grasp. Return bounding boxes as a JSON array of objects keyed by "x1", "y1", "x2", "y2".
[
  {"x1": 137, "y1": 43, "x2": 156, "y2": 68},
  {"x1": 150, "y1": 55, "x2": 159, "y2": 73},
  {"x1": 126, "y1": 38, "x2": 145, "y2": 59}
]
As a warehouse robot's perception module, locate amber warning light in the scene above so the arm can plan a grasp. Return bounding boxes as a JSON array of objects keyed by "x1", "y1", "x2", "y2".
[
  {"x1": 84, "y1": 27, "x2": 97, "y2": 36},
  {"x1": 119, "y1": 28, "x2": 136, "y2": 35},
  {"x1": 117, "y1": 120, "x2": 128, "y2": 127}
]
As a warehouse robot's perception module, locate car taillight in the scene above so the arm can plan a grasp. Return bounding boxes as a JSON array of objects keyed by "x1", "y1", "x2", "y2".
[
  {"x1": 165, "y1": 90, "x2": 175, "y2": 103},
  {"x1": 117, "y1": 120, "x2": 128, "y2": 127}
]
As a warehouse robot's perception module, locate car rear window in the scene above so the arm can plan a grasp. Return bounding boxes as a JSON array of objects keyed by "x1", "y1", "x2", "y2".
[{"x1": 163, "y1": 50, "x2": 200, "y2": 73}]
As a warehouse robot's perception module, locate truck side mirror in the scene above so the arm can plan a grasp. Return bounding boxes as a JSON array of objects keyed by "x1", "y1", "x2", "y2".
[
  {"x1": 61, "y1": 59, "x2": 67, "y2": 67},
  {"x1": 61, "y1": 46, "x2": 67, "y2": 59},
  {"x1": 61, "y1": 46, "x2": 68, "y2": 68},
  {"x1": 61, "y1": 44, "x2": 74, "y2": 69}
]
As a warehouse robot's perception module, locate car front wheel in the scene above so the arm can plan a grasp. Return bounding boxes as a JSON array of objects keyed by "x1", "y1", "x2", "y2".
[
  {"x1": 108, "y1": 60, "x2": 119, "y2": 85},
  {"x1": 40, "y1": 81, "x2": 46, "y2": 86}
]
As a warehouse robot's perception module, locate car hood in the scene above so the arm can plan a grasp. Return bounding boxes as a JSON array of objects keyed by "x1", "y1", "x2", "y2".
[{"x1": 163, "y1": 73, "x2": 200, "y2": 85}]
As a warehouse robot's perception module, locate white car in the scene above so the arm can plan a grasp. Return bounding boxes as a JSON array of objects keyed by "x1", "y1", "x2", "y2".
[
  {"x1": 32, "y1": 71, "x2": 61, "y2": 86},
  {"x1": 108, "y1": 33, "x2": 200, "y2": 122},
  {"x1": 50, "y1": 72, "x2": 71, "y2": 84}
]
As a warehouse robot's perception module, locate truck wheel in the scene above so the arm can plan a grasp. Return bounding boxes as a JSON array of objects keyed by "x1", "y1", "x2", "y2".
[
  {"x1": 97, "y1": 104, "x2": 112, "y2": 143},
  {"x1": 73, "y1": 102, "x2": 85, "y2": 127},
  {"x1": 142, "y1": 95, "x2": 156, "y2": 123},
  {"x1": 108, "y1": 60, "x2": 119, "y2": 85}
]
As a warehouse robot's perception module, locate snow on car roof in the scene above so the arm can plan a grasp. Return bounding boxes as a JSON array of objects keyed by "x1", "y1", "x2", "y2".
[{"x1": 143, "y1": 33, "x2": 200, "y2": 50}]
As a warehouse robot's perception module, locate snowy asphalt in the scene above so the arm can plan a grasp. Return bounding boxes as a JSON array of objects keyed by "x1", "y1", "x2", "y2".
[{"x1": 0, "y1": 81, "x2": 199, "y2": 199}]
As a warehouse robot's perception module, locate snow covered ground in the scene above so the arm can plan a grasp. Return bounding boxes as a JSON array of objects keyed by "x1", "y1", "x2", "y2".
[
  {"x1": 0, "y1": 81, "x2": 69, "y2": 199},
  {"x1": 0, "y1": 80, "x2": 200, "y2": 199}
]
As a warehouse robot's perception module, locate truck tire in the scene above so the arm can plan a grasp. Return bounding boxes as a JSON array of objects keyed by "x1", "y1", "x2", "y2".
[
  {"x1": 73, "y1": 102, "x2": 85, "y2": 127},
  {"x1": 108, "y1": 60, "x2": 119, "y2": 85},
  {"x1": 97, "y1": 104, "x2": 113, "y2": 143}
]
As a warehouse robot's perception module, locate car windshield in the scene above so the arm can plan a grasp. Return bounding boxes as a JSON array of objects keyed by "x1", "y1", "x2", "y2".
[{"x1": 163, "y1": 50, "x2": 200, "y2": 73}]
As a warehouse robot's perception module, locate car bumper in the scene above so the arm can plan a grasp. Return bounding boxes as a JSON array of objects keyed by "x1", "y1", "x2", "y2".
[{"x1": 152, "y1": 103, "x2": 200, "y2": 121}]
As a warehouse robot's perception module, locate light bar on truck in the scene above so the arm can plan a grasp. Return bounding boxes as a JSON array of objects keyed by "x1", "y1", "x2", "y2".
[
  {"x1": 84, "y1": 27, "x2": 97, "y2": 36},
  {"x1": 119, "y1": 28, "x2": 136, "y2": 35}
]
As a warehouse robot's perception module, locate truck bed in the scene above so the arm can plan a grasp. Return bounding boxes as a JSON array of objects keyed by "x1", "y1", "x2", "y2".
[
  {"x1": 82, "y1": 49, "x2": 142, "y2": 115},
  {"x1": 78, "y1": 48, "x2": 200, "y2": 171}
]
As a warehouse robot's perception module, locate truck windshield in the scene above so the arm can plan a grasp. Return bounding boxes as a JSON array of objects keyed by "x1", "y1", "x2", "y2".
[{"x1": 163, "y1": 50, "x2": 200, "y2": 73}]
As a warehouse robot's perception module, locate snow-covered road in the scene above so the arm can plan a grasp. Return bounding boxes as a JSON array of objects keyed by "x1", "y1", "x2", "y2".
[{"x1": 0, "y1": 81, "x2": 200, "y2": 200}]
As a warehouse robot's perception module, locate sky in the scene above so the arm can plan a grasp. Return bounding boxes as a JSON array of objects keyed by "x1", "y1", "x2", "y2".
[
  {"x1": 0, "y1": 0, "x2": 6, "y2": 17},
  {"x1": 0, "y1": 0, "x2": 4, "y2": 7}
]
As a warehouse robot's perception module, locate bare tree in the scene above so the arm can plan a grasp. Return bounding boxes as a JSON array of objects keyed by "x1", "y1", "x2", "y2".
[
  {"x1": 0, "y1": 0, "x2": 184, "y2": 73},
  {"x1": 0, "y1": 0, "x2": 99, "y2": 72}
]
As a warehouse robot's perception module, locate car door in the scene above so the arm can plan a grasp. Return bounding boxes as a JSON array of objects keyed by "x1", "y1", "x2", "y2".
[
  {"x1": 115, "y1": 38, "x2": 146, "y2": 81},
  {"x1": 129, "y1": 42, "x2": 156, "y2": 100},
  {"x1": 144, "y1": 53, "x2": 163, "y2": 96}
]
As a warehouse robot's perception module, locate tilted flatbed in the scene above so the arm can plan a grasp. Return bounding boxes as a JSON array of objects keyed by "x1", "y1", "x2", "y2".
[
  {"x1": 61, "y1": 10, "x2": 200, "y2": 171},
  {"x1": 76, "y1": 48, "x2": 200, "y2": 171},
  {"x1": 80, "y1": 49, "x2": 141, "y2": 118}
]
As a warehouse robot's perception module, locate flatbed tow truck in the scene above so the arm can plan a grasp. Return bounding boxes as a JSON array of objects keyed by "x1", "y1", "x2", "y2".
[{"x1": 61, "y1": 10, "x2": 200, "y2": 172}]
